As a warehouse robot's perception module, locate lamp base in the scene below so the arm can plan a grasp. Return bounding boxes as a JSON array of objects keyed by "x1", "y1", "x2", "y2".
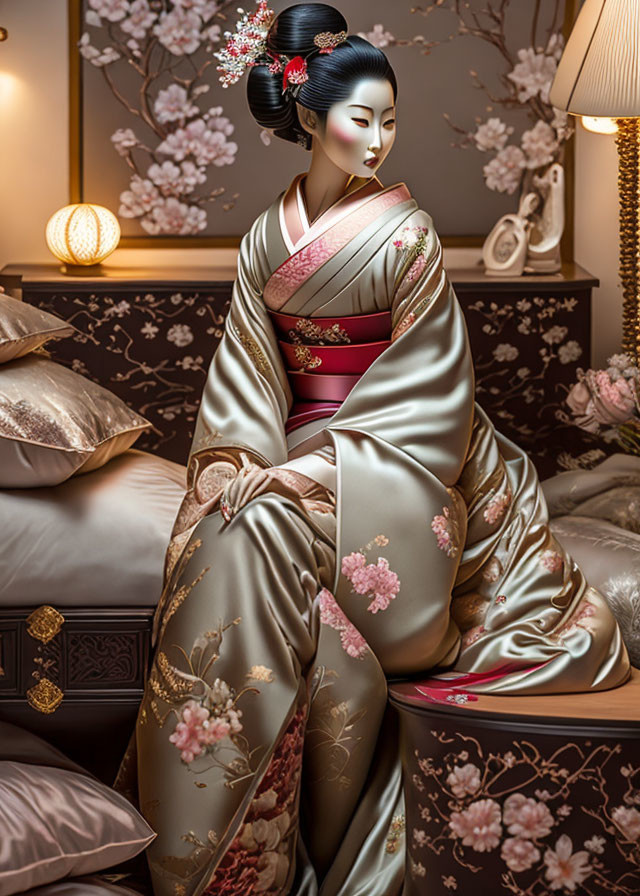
[
  {"x1": 59, "y1": 262, "x2": 106, "y2": 277},
  {"x1": 616, "y1": 118, "x2": 640, "y2": 365}
]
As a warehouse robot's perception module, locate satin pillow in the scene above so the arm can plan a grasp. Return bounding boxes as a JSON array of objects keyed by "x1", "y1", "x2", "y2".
[
  {"x1": 0, "y1": 355, "x2": 151, "y2": 487},
  {"x1": 0, "y1": 762, "x2": 154, "y2": 896},
  {"x1": 0, "y1": 293, "x2": 75, "y2": 364},
  {"x1": 20, "y1": 878, "x2": 141, "y2": 896},
  {"x1": 0, "y1": 449, "x2": 186, "y2": 608}
]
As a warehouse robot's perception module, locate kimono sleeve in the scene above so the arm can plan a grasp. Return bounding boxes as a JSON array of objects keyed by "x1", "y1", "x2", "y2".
[{"x1": 190, "y1": 211, "x2": 292, "y2": 469}]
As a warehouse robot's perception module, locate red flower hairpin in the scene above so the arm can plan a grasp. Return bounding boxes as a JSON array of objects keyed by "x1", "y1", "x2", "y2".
[{"x1": 282, "y1": 56, "x2": 309, "y2": 91}]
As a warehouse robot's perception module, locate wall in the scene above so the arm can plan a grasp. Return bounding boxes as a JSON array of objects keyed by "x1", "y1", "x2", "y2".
[{"x1": 0, "y1": 0, "x2": 623, "y2": 365}]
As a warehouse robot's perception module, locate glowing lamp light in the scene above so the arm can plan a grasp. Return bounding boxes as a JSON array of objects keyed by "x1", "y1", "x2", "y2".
[
  {"x1": 45, "y1": 204, "x2": 120, "y2": 271},
  {"x1": 581, "y1": 116, "x2": 619, "y2": 135}
]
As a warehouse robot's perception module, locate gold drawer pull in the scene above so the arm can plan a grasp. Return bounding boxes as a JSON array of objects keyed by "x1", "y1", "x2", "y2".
[
  {"x1": 26, "y1": 606, "x2": 64, "y2": 644},
  {"x1": 26, "y1": 678, "x2": 64, "y2": 714}
]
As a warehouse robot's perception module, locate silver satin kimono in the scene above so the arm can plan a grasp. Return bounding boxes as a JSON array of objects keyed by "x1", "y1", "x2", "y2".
[{"x1": 123, "y1": 174, "x2": 630, "y2": 896}]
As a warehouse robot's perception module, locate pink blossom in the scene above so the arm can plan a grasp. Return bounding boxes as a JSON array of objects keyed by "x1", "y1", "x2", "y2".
[
  {"x1": 483, "y1": 490, "x2": 511, "y2": 525},
  {"x1": 153, "y1": 8, "x2": 202, "y2": 56},
  {"x1": 431, "y1": 506, "x2": 459, "y2": 558},
  {"x1": 539, "y1": 550, "x2": 563, "y2": 573},
  {"x1": 344, "y1": 556, "x2": 400, "y2": 614},
  {"x1": 503, "y1": 794, "x2": 554, "y2": 840},
  {"x1": 340, "y1": 625, "x2": 368, "y2": 659},
  {"x1": 169, "y1": 700, "x2": 210, "y2": 763},
  {"x1": 449, "y1": 799, "x2": 502, "y2": 852},
  {"x1": 593, "y1": 370, "x2": 637, "y2": 424},
  {"x1": 154, "y1": 84, "x2": 199, "y2": 123},
  {"x1": 557, "y1": 600, "x2": 597, "y2": 640},
  {"x1": 121, "y1": 0, "x2": 156, "y2": 39},
  {"x1": 501, "y1": 837, "x2": 541, "y2": 872},
  {"x1": 317, "y1": 588, "x2": 368, "y2": 659},
  {"x1": 341, "y1": 551, "x2": 366, "y2": 578},
  {"x1": 446, "y1": 763, "x2": 481, "y2": 799},
  {"x1": 544, "y1": 834, "x2": 592, "y2": 891},
  {"x1": 200, "y1": 717, "x2": 231, "y2": 745},
  {"x1": 612, "y1": 806, "x2": 640, "y2": 841}
]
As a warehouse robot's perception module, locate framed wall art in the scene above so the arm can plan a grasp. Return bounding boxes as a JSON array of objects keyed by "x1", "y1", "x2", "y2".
[{"x1": 69, "y1": 0, "x2": 576, "y2": 253}]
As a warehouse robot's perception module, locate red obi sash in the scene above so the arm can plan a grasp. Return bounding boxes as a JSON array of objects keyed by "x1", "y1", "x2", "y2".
[{"x1": 268, "y1": 309, "x2": 392, "y2": 434}]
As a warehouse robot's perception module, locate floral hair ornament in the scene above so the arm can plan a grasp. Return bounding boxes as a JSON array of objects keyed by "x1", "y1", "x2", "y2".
[
  {"x1": 282, "y1": 56, "x2": 309, "y2": 92},
  {"x1": 215, "y1": 0, "x2": 276, "y2": 88},
  {"x1": 313, "y1": 30, "x2": 348, "y2": 54}
]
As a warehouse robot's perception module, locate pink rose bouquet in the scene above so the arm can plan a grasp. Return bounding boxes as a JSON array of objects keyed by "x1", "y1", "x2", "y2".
[{"x1": 566, "y1": 353, "x2": 640, "y2": 452}]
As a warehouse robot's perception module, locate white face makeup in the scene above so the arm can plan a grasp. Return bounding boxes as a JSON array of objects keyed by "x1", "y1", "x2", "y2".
[{"x1": 301, "y1": 78, "x2": 397, "y2": 179}]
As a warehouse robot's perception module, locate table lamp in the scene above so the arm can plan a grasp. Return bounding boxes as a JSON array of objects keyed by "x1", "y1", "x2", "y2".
[
  {"x1": 550, "y1": 0, "x2": 640, "y2": 363},
  {"x1": 45, "y1": 203, "x2": 121, "y2": 274}
]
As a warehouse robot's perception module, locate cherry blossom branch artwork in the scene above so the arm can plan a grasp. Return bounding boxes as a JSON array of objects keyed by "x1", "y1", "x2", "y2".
[
  {"x1": 78, "y1": 0, "x2": 241, "y2": 236},
  {"x1": 360, "y1": 0, "x2": 572, "y2": 202}
]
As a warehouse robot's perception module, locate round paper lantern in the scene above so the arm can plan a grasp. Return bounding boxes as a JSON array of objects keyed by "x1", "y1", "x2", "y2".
[{"x1": 45, "y1": 204, "x2": 121, "y2": 267}]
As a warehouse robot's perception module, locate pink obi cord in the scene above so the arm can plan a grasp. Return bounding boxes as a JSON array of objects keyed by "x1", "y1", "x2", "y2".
[{"x1": 411, "y1": 661, "x2": 551, "y2": 706}]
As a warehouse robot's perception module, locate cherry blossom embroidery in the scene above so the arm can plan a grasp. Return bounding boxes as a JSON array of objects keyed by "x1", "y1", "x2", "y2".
[
  {"x1": 169, "y1": 695, "x2": 242, "y2": 763},
  {"x1": 341, "y1": 535, "x2": 400, "y2": 613},
  {"x1": 539, "y1": 549, "x2": 564, "y2": 573},
  {"x1": 147, "y1": 618, "x2": 267, "y2": 781},
  {"x1": 495, "y1": 594, "x2": 507, "y2": 605},
  {"x1": 317, "y1": 588, "x2": 368, "y2": 659},
  {"x1": 552, "y1": 599, "x2": 597, "y2": 642},
  {"x1": 391, "y1": 311, "x2": 416, "y2": 342},
  {"x1": 385, "y1": 814, "x2": 406, "y2": 854},
  {"x1": 483, "y1": 487, "x2": 512, "y2": 524},
  {"x1": 431, "y1": 505, "x2": 460, "y2": 558},
  {"x1": 393, "y1": 224, "x2": 428, "y2": 254}
]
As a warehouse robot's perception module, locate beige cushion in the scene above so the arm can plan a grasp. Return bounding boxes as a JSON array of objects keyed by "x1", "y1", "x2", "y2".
[
  {"x1": 0, "y1": 449, "x2": 186, "y2": 608},
  {"x1": 0, "y1": 356, "x2": 151, "y2": 487},
  {"x1": 0, "y1": 723, "x2": 154, "y2": 896},
  {"x1": 18, "y1": 878, "x2": 141, "y2": 895},
  {"x1": 0, "y1": 293, "x2": 75, "y2": 363}
]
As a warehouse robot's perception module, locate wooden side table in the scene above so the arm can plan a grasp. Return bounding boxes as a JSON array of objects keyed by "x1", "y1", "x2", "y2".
[
  {"x1": 0, "y1": 262, "x2": 606, "y2": 475},
  {"x1": 389, "y1": 669, "x2": 640, "y2": 896}
]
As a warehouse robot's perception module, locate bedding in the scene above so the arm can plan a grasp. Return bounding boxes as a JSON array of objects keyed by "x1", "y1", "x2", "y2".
[
  {"x1": 0, "y1": 356, "x2": 150, "y2": 488},
  {"x1": 21, "y1": 879, "x2": 142, "y2": 896},
  {"x1": 0, "y1": 721, "x2": 154, "y2": 896},
  {"x1": 542, "y1": 453, "x2": 640, "y2": 667},
  {"x1": 0, "y1": 292, "x2": 75, "y2": 364},
  {"x1": 0, "y1": 449, "x2": 186, "y2": 608}
]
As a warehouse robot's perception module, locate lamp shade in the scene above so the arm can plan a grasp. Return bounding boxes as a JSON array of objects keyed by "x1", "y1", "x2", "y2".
[
  {"x1": 550, "y1": 0, "x2": 640, "y2": 117},
  {"x1": 45, "y1": 203, "x2": 120, "y2": 266}
]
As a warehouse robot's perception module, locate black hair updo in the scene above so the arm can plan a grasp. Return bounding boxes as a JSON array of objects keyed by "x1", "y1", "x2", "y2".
[{"x1": 246, "y1": 3, "x2": 397, "y2": 149}]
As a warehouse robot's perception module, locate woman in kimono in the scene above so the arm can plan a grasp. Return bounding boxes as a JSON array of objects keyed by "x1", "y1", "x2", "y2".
[{"x1": 127, "y1": 4, "x2": 630, "y2": 894}]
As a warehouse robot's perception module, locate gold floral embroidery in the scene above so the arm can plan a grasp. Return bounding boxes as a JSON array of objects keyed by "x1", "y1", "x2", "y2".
[
  {"x1": 385, "y1": 814, "x2": 406, "y2": 854},
  {"x1": 246, "y1": 664, "x2": 274, "y2": 682},
  {"x1": 232, "y1": 325, "x2": 271, "y2": 377},
  {"x1": 305, "y1": 669, "x2": 366, "y2": 788},
  {"x1": 294, "y1": 344, "x2": 322, "y2": 370},
  {"x1": 160, "y1": 564, "x2": 211, "y2": 641},
  {"x1": 146, "y1": 618, "x2": 271, "y2": 789},
  {"x1": 288, "y1": 318, "x2": 350, "y2": 345}
]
